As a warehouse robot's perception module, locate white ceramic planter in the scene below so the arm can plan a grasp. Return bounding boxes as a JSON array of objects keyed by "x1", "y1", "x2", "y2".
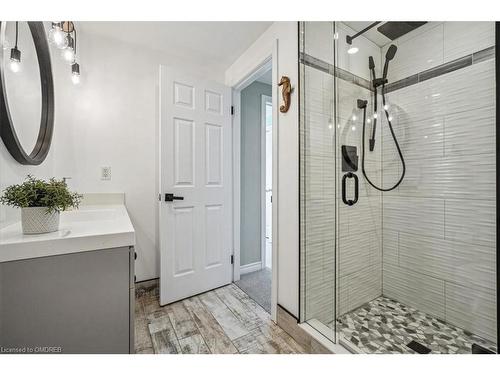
[{"x1": 21, "y1": 207, "x2": 60, "y2": 234}]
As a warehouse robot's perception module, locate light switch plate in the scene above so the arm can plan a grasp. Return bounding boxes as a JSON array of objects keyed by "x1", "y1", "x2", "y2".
[{"x1": 101, "y1": 166, "x2": 112, "y2": 181}]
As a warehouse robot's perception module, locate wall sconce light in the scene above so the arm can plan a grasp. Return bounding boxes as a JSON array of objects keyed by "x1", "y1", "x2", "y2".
[
  {"x1": 48, "y1": 21, "x2": 82, "y2": 83},
  {"x1": 71, "y1": 62, "x2": 80, "y2": 84},
  {"x1": 48, "y1": 22, "x2": 67, "y2": 49},
  {"x1": 62, "y1": 34, "x2": 75, "y2": 64},
  {"x1": 9, "y1": 22, "x2": 21, "y2": 73}
]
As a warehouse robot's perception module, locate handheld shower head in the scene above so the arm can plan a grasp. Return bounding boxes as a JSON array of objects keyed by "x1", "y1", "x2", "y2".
[
  {"x1": 383, "y1": 44, "x2": 397, "y2": 80},
  {"x1": 368, "y1": 56, "x2": 375, "y2": 70},
  {"x1": 385, "y1": 44, "x2": 397, "y2": 61}
]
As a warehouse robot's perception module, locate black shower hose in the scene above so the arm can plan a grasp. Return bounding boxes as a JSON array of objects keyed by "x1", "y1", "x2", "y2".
[{"x1": 361, "y1": 85, "x2": 406, "y2": 192}]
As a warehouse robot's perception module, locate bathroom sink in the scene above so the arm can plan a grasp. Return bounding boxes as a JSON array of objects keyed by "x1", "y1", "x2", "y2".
[{"x1": 0, "y1": 204, "x2": 135, "y2": 263}]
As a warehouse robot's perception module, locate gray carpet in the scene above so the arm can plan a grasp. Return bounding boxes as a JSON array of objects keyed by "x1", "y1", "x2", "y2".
[{"x1": 234, "y1": 268, "x2": 272, "y2": 313}]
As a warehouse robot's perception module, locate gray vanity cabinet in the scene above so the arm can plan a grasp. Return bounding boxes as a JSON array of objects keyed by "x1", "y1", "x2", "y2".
[{"x1": 0, "y1": 246, "x2": 135, "y2": 354}]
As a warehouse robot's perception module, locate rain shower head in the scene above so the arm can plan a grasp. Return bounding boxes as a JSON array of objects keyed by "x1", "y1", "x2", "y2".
[{"x1": 377, "y1": 21, "x2": 427, "y2": 40}]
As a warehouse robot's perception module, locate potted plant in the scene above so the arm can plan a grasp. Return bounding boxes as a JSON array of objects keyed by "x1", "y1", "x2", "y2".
[{"x1": 0, "y1": 175, "x2": 82, "y2": 234}]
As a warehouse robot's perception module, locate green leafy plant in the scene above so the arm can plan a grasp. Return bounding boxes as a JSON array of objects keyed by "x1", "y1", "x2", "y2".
[{"x1": 0, "y1": 175, "x2": 82, "y2": 213}]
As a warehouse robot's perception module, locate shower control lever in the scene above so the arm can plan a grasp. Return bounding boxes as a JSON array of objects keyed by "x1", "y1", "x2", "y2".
[{"x1": 342, "y1": 172, "x2": 359, "y2": 206}]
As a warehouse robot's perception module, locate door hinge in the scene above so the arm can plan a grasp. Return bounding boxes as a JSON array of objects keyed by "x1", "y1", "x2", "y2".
[
  {"x1": 230, "y1": 254, "x2": 234, "y2": 264},
  {"x1": 231, "y1": 105, "x2": 234, "y2": 115}
]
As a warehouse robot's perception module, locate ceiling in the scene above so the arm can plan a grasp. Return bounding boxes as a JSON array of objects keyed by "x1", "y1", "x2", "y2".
[
  {"x1": 79, "y1": 21, "x2": 273, "y2": 71},
  {"x1": 343, "y1": 22, "x2": 392, "y2": 47}
]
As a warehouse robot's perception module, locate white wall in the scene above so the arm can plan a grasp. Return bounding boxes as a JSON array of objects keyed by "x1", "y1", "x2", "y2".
[
  {"x1": 0, "y1": 24, "x2": 225, "y2": 282},
  {"x1": 226, "y1": 22, "x2": 299, "y2": 317}
]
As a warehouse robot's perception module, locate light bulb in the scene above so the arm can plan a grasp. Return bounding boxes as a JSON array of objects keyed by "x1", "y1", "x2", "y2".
[
  {"x1": 367, "y1": 118, "x2": 371, "y2": 124},
  {"x1": 388, "y1": 116, "x2": 393, "y2": 121},
  {"x1": 373, "y1": 113, "x2": 378, "y2": 119},
  {"x1": 383, "y1": 104, "x2": 389, "y2": 110},
  {"x1": 352, "y1": 115, "x2": 357, "y2": 121},
  {"x1": 9, "y1": 60, "x2": 20, "y2": 73},
  {"x1": 347, "y1": 46, "x2": 359, "y2": 54},
  {"x1": 61, "y1": 34, "x2": 75, "y2": 64},
  {"x1": 49, "y1": 25, "x2": 68, "y2": 49},
  {"x1": 351, "y1": 126, "x2": 356, "y2": 131},
  {"x1": 9, "y1": 47, "x2": 21, "y2": 73},
  {"x1": 71, "y1": 62, "x2": 80, "y2": 84},
  {"x1": 62, "y1": 48, "x2": 75, "y2": 64}
]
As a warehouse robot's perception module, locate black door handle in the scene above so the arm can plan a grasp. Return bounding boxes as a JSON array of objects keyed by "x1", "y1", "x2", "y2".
[
  {"x1": 342, "y1": 172, "x2": 359, "y2": 206},
  {"x1": 165, "y1": 193, "x2": 184, "y2": 202}
]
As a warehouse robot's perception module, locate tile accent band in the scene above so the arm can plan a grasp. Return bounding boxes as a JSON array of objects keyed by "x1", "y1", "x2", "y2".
[
  {"x1": 299, "y1": 46, "x2": 495, "y2": 94},
  {"x1": 299, "y1": 52, "x2": 372, "y2": 91}
]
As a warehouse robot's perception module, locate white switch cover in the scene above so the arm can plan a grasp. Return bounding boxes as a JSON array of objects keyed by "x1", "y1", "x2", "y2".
[{"x1": 101, "y1": 166, "x2": 112, "y2": 181}]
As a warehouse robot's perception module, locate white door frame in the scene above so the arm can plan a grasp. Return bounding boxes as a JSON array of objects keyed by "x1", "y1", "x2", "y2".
[
  {"x1": 260, "y1": 94, "x2": 272, "y2": 269},
  {"x1": 231, "y1": 40, "x2": 279, "y2": 322}
]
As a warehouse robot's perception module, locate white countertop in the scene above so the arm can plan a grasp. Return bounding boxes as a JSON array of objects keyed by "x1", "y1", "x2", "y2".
[{"x1": 0, "y1": 205, "x2": 135, "y2": 263}]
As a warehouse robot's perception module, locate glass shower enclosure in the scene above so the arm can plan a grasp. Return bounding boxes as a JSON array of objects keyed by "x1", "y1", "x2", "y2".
[{"x1": 299, "y1": 21, "x2": 497, "y2": 354}]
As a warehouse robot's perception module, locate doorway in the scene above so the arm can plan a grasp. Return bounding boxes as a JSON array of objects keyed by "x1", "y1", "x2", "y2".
[{"x1": 234, "y1": 68, "x2": 273, "y2": 314}]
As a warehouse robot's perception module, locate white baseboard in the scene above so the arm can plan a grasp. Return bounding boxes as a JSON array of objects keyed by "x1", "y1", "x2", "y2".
[{"x1": 240, "y1": 261, "x2": 262, "y2": 275}]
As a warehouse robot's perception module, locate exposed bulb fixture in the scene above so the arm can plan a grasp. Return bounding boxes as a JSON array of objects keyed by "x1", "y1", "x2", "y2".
[
  {"x1": 352, "y1": 114, "x2": 357, "y2": 121},
  {"x1": 367, "y1": 118, "x2": 371, "y2": 124},
  {"x1": 9, "y1": 22, "x2": 21, "y2": 73},
  {"x1": 383, "y1": 104, "x2": 390, "y2": 110},
  {"x1": 351, "y1": 125, "x2": 356, "y2": 131},
  {"x1": 347, "y1": 46, "x2": 359, "y2": 55},
  {"x1": 71, "y1": 62, "x2": 80, "y2": 84},
  {"x1": 62, "y1": 34, "x2": 75, "y2": 64},
  {"x1": 373, "y1": 113, "x2": 378, "y2": 119},
  {"x1": 48, "y1": 21, "x2": 82, "y2": 84},
  {"x1": 48, "y1": 23, "x2": 67, "y2": 49}
]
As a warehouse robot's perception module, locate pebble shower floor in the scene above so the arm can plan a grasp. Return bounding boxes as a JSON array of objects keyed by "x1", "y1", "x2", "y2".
[{"x1": 336, "y1": 296, "x2": 497, "y2": 354}]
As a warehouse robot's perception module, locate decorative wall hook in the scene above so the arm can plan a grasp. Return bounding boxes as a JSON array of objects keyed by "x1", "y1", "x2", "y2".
[{"x1": 278, "y1": 76, "x2": 292, "y2": 113}]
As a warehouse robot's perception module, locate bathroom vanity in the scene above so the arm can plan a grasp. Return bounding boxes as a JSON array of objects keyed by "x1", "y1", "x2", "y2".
[{"x1": 0, "y1": 200, "x2": 135, "y2": 354}]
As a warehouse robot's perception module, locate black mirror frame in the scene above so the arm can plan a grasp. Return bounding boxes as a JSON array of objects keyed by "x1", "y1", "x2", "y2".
[{"x1": 0, "y1": 21, "x2": 54, "y2": 165}]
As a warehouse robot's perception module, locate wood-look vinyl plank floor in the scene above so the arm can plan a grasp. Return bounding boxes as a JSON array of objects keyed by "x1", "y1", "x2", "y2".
[{"x1": 135, "y1": 281, "x2": 306, "y2": 354}]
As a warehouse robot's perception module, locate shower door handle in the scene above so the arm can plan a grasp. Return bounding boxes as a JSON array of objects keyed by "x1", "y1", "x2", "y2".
[{"x1": 342, "y1": 172, "x2": 359, "y2": 206}]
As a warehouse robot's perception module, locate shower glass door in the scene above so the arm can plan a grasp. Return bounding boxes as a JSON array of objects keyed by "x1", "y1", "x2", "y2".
[{"x1": 300, "y1": 21, "x2": 497, "y2": 354}]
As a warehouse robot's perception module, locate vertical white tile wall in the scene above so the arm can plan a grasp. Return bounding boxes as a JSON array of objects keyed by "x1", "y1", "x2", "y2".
[{"x1": 382, "y1": 22, "x2": 497, "y2": 342}]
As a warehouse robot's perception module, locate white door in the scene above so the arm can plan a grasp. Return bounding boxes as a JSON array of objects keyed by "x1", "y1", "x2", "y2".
[{"x1": 159, "y1": 66, "x2": 232, "y2": 305}]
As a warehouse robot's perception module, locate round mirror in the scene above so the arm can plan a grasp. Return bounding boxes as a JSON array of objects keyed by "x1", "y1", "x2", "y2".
[{"x1": 0, "y1": 22, "x2": 54, "y2": 165}]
